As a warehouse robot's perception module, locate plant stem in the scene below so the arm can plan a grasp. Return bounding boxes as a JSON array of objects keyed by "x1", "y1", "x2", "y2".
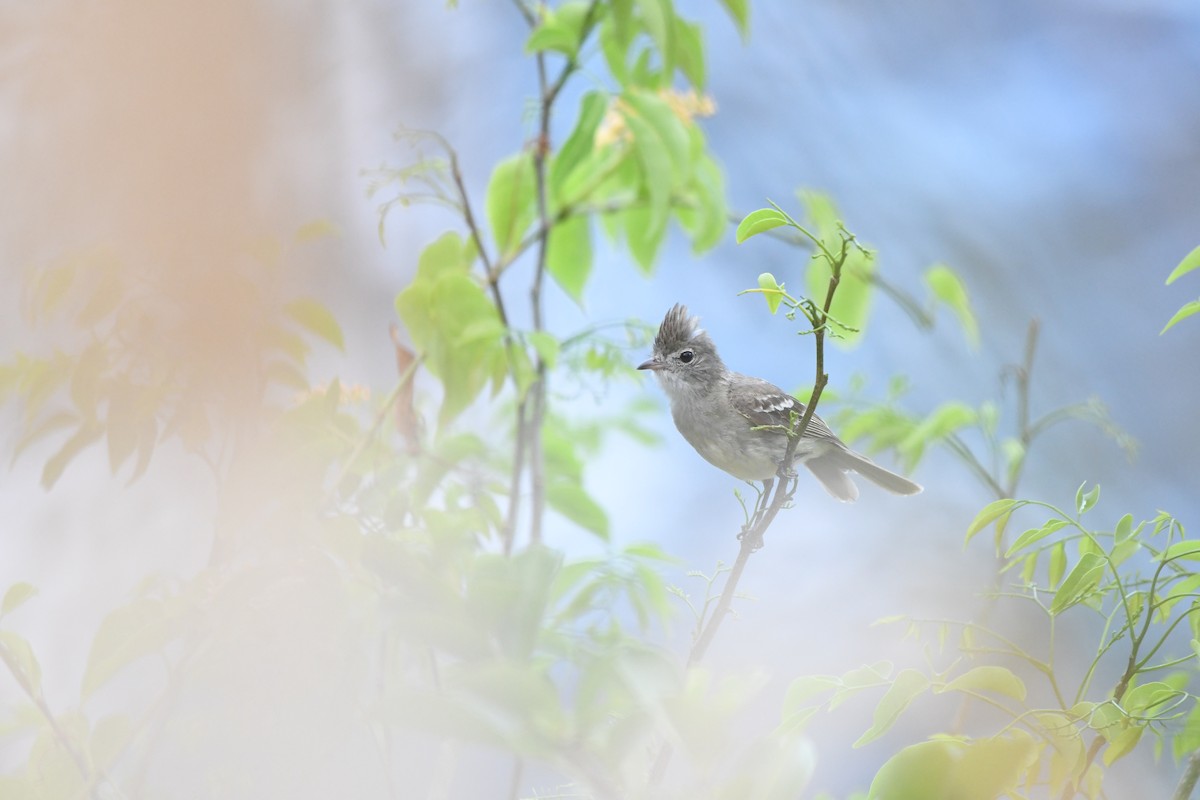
[{"x1": 1174, "y1": 750, "x2": 1200, "y2": 800}]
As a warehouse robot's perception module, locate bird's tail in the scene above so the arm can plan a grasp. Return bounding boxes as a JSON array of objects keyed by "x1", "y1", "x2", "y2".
[
  {"x1": 840, "y1": 449, "x2": 922, "y2": 495},
  {"x1": 806, "y1": 449, "x2": 922, "y2": 502}
]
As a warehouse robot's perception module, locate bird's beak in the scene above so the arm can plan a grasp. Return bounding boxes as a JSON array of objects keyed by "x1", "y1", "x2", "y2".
[{"x1": 637, "y1": 357, "x2": 664, "y2": 372}]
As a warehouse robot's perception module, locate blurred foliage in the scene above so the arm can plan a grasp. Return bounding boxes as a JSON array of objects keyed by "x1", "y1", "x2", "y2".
[{"x1": 1, "y1": 1, "x2": 1196, "y2": 800}]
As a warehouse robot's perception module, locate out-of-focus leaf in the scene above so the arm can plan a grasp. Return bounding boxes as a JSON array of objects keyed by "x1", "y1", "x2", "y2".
[
  {"x1": 82, "y1": 598, "x2": 178, "y2": 698},
  {"x1": 546, "y1": 215, "x2": 592, "y2": 303},
  {"x1": 853, "y1": 669, "x2": 928, "y2": 747},
  {"x1": 294, "y1": 218, "x2": 341, "y2": 242},
  {"x1": 718, "y1": 0, "x2": 749, "y2": 38},
  {"x1": 673, "y1": 16, "x2": 705, "y2": 88},
  {"x1": 525, "y1": 1, "x2": 594, "y2": 57},
  {"x1": 466, "y1": 547, "x2": 562, "y2": 659},
  {"x1": 526, "y1": 331, "x2": 560, "y2": 370},
  {"x1": 676, "y1": 152, "x2": 727, "y2": 253},
  {"x1": 11, "y1": 410, "x2": 78, "y2": 465},
  {"x1": 634, "y1": 0, "x2": 673, "y2": 76},
  {"x1": 869, "y1": 739, "x2": 961, "y2": 800},
  {"x1": 486, "y1": 152, "x2": 537, "y2": 259},
  {"x1": 70, "y1": 342, "x2": 107, "y2": 411},
  {"x1": 718, "y1": 731, "x2": 814, "y2": 800},
  {"x1": 0, "y1": 631, "x2": 42, "y2": 697},
  {"x1": 547, "y1": 481, "x2": 610, "y2": 539},
  {"x1": 925, "y1": 263, "x2": 979, "y2": 347},
  {"x1": 1, "y1": 582, "x2": 38, "y2": 618},
  {"x1": 90, "y1": 714, "x2": 135, "y2": 771},
  {"x1": 285, "y1": 297, "x2": 345, "y2": 351},
  {"x1": 939, "y1": 665, "x2": 1027, "y2": 702},
  {"x1": 41, "y1": 421, "x2": 104, "y2": 489},
  {"x1": 801, "y1": 190, "x2": 874, "y2": 345},
  {"x1": 551, "y1": 92, "x2": 609, "y2": 198}
]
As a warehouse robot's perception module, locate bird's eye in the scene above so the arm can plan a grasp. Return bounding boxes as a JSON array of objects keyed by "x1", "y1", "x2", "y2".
[{"x1": 679, "y1": 350, "x2": 694, "y2": 364}]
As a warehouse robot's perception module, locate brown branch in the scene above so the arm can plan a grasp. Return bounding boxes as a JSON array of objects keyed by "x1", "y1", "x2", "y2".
[
  {"x1": 649, "y1": 229, "x2": 845, "y2": 788},
  {"x1": 523, "y1": 0, "x2": 602, "y2": 546}
]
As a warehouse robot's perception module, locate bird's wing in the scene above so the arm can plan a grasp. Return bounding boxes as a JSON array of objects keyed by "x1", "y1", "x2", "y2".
[{"x1": 729, "y1": 375, "x2": 843, "y2": 443}]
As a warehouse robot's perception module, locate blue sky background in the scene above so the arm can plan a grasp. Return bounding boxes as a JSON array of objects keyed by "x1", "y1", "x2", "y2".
[{"x1": 3, "y1": 1, "x2": 1200, "y2": 795}]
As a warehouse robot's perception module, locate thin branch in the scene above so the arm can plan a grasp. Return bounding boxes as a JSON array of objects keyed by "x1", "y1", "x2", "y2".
[
  {"x1": 649, "y1": 223, "x2": 845, "y2": 789},
  {"x1": 523, "y1": 0, "x2": 602, "y2": 546}
]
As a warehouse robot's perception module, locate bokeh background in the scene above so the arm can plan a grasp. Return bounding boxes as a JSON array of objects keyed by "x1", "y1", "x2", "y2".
[{"x1": 3, "y1": 0, "x2": 1199, "y2": 796}]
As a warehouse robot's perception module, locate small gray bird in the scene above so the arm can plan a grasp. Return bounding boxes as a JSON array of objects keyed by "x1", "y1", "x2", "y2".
[{"x1": 638, "y1": 304, "x2": 922, "y2": 502}]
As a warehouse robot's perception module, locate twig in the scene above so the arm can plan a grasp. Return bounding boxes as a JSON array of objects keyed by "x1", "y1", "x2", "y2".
[{"x1": 648, "y1": 221, "x2": 844, "y2": 788}]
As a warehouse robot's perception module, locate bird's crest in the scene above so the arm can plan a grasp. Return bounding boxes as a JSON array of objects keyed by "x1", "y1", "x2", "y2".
[{"x1": 654, "y1": 304, "x2": 705, "y2": 354}]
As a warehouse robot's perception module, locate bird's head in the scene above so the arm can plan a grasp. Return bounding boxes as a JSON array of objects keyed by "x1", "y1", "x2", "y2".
[{"x1": 638, "y1": 304, "x2": 724, "y2": 392}]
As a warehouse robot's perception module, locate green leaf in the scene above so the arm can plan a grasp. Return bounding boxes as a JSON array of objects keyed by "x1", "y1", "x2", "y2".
[
  {"x1": 545, "y1": 215, "x2": 592, "y2": 303},
  {"x1": 0, "y1": 631, "x2": 42, "y2": 698},
  {"x1": 549, "y1": 91, "x2": 609, "y2": 198},
  {"x1": 939, "y1": 666, "x2": 1027, "y2": 702},
  {"x1": 486, "y1": 152, "x2": 538, "y2": 259},
  {"x1": 1161, "y1": 300, "x2": 1200, "y2": 334},
  {"x1": 853, "y1": 669, "x2": 928, "y2": 747},
  {"x1": 547, "y1": 481, "x2": 610, "y2": 539},
  {"x1": 1005, "y1": 519, "x2": 1068, "y2": 557},
  {"x1": 1166, "y1": 245, "x2": 1200, "y2": 284},
  {"x1": 925, "y1": 263, "x2": 979, "y2": 347},
  {"x1": 1, "y1": 582, "x2": 38, "y2": 618},
  {"x1": 467, "y1": 547, "x2": 563, "y2": 659},
  {"x1": 1160, "y1": 540, "x2": 1200, "y2": 563},
  {"x1": 1075, "y1": 482, "x2": 1100, "y2": 514},
  {"x1": 718, "y1": 0, "x2": 749, "y2": 38},
  {"x1": 1114, "y1": 513, "x2": 1135, "y2": 544},
  {"x1": 869, "y1": 739, "x2": 962, "y2": 799},
  {"x1": 965, "y1": 499, "x2": 1018, "y2": 545},
  {"x1": 82, "y1": 598, "x2": 177, "y2": 698},
  {"x1": 634, "y1": 0, "x2": 674, "y2": 77},
  {"x1": 673, "y1": 16, "x2": 705, "y2": 88},
  {"x1": 736, "y1": 208, "x2": 788, "y2": 243},
  {"x1": 1048, "y1": 540, "x2": 1067, "y2": 588},
  {"x1": 623, "y1": 206, "x2": 668, "y2": 273},
  {"x1": 782, "y1": 675, "x2": 839, "y2": 715},
  {"x1": 285, "y1": 297, "x2": 345, "y2": 351},
  {"x1": 525, "y1": 1, "x2": 594, "y2": 57},
  {"x1": 1102, "y1": 725, "x2": 1143, "y2": 767},
  {"x1": 901, "y1": 402, "x2": 976, "y2": 455},
  {"x1": 757, "y1": 273, "x2": 784, "y2": 314},
  {"x1": 624, "y1": 86, "x2": 689, "y2": 181},
  {"x1": 801, "y1": 190, "x2": 874, "y2": 346},
  {"x1": 676, "y1": 152, "x2": 727, "y2": 254},
  {"x1": 526, "y1": 331, "x2": 560, "y2": 370},
  {"x1": 1051, "y1": 553, "x2": 1106, "y2": 615}
]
